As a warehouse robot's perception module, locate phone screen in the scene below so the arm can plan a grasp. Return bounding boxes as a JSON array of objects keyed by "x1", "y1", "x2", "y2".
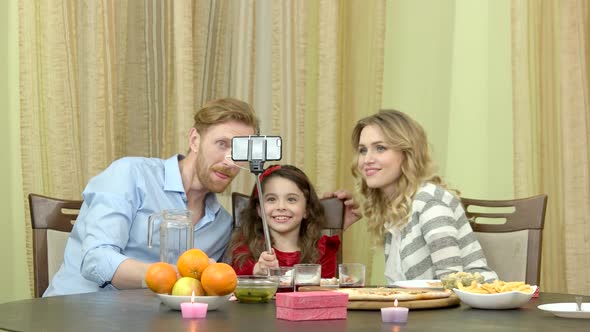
[
  {"x1": 264, "y1": 137, "x2": 281, "y2": 160},
  {"x1": 231, "y1": 137, "x2": 250, "y2": 161},
  {"x1": 250, "y1": 138, "x2": 265, "y2": 160},
  {"x1": 231, "y1": 136, "x2": 282, "y2": 162}
]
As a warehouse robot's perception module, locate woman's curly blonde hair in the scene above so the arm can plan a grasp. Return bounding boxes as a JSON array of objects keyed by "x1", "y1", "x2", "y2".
[{"x1": 351, "y1": 110, "x2": 457, "y2": 246}]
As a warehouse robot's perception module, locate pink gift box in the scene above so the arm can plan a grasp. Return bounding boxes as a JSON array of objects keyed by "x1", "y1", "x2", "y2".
[{"x1": 276, "y1": 291, "x2": 349, "y2": 321}]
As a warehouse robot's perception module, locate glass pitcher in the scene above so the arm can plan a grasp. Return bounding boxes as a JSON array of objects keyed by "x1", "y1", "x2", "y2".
[{"x1": 147, "y1": 209, "x2": 194, "y2": 264}]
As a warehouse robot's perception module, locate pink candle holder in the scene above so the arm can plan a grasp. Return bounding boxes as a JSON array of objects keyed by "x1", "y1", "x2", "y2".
[
  {"x1": 381, "y1": 299, "x2": 409, "y2": 323},
  {"x1": 180, "y1": 291, "x2": 208, "y2": 319}
]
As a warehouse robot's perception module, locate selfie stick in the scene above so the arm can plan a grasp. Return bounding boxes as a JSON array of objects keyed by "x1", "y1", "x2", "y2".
[
  {"x1": 252, "y1": 170, "x2": 273, "y2": 254},
  {"x1": 250, "y1": 159, "x2": 272, "y2": 254}
]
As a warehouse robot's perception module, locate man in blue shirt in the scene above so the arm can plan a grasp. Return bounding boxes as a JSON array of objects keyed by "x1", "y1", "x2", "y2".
[{"x1": 44, "y1": 98, "x2": 259, "y2": 296}]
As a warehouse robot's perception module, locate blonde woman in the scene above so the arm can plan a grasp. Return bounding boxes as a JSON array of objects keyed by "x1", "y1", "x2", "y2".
[{"x1": 351, "y1": 110, "x2": 497, "y2": 284}]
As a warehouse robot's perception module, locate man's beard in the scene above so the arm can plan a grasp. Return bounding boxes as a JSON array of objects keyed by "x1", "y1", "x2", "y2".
[{"x1": 195, "y1": 151, "x2": 237, "y2": 193}]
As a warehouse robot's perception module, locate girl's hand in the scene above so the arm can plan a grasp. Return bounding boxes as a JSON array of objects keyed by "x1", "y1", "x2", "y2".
[{"x1": 253, "y1": 250, "x2": 279, "y2": 275}]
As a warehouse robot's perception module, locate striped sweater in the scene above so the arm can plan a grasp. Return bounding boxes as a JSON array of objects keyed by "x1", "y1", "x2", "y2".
[{"x1": 384, "y1": 183, "x2": 498, "y2": 283}]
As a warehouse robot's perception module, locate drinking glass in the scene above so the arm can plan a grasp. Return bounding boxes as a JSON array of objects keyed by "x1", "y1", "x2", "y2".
[
  {"x1": 338, "y1": 263, "x2": 366, "y2": 288},
  {"x1": 293, "y1": 264, "x2": 321, "y2": 291},
  {"x1": 269, "y1": 266, "x2": 295, "y2": 293}
]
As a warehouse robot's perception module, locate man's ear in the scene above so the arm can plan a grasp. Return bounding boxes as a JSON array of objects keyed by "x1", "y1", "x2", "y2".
[{"x1": 189, "y1": 127, "x2": 200, "y2": 153}]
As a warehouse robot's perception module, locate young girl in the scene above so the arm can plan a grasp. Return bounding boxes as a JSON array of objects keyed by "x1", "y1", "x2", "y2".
[
  {"x1": 228, "y1": 165, "x2": 340, "y2": 278},
  {"x1": 351, "y1": 110, "x2": 498, "y2": 284}
]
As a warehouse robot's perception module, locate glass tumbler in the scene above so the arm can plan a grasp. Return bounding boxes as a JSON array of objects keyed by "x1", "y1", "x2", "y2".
[
  {"x1": 293, "y1": 264, "x2": 321, "y2": 291},
  {"x1": 338, "y1": 263, "x2": 366, "y2": 288}
]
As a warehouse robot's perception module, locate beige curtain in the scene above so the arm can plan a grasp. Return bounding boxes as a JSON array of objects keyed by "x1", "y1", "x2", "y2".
[
  {"x1": 512, "y1": 0, "x2": 590, "y2": 294},
  {"x1": 266, "y1": 0, "x2": 386, "y2": 282},
  {"x1": 229, "y1": 0, "x2": 387, "y2": 282},
  {"x1": 19, "y1": 0, "x2": 386, "y2": 296},
  {"x1": 20, "y1": 0, "x2": 240, "y2": 296}
]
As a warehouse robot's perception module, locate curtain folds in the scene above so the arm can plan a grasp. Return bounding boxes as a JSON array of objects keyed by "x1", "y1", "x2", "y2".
[
  {"x1": 264, "y1": 0, "x2": 386, "y2": 282},
  {"x1": 252, "y1": 0, "x2": 387, "y2": 282},
  {"x1": 512, "y1": 0, "x2": 590, "y2": 294},
  {"x1": 19, "y1": 0, "x2": 386, "y2": 295},
  {"x1": 19, "y1": 0, "x2": 239, "y2": 296}
]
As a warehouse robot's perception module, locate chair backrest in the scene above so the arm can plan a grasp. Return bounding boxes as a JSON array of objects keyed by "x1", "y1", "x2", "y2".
[
  {"x1": 28, "y1": 193, "x2": 83, "y2": 297},
  {"x1": 461, "y1": 194, "x2": 548, "y2": 286},
  {"x1": 231, "y1": 192, "x2": 345, "y2": 264}
]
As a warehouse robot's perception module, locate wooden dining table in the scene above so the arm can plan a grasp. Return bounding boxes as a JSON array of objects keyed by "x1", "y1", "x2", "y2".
[{"x1": 0, "y1": 289, "x2": 587, "y2": 331}]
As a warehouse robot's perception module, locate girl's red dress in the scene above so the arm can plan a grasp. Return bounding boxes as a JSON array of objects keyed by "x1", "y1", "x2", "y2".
[{"x1": 231, "y1": 235, "x2": 340, "y2": 278}]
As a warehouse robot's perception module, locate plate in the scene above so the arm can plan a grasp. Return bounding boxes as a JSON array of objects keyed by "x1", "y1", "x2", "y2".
[
  {"x1": 538, "y1": 303, "x2": 590, "y2": 319},
  {"x1": 453, "y1": 285, "x2": 537, "y2": 309},
  {"x1": 156, "y1": 293, "x2": 231, "y2": 311},
  {"x1": 393, "y1": 280, "x2": 442, "y2": 289}
]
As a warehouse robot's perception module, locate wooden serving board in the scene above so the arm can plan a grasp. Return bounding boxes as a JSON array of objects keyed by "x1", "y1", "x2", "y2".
[
  {"x1": 346, "y1": 294, "x2": 460, "y2": 310},
  {"x1": 298, "y1": 286, "x2": 460, "y2": 310}
]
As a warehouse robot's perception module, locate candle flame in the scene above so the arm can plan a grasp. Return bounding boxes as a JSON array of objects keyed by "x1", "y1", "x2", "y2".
[
  {"x1": 191, "y1": 290, "x2": 195, "y2": 304},
  {"x1": 394, "y1": 299, "x2": 398, "y2": 307}
]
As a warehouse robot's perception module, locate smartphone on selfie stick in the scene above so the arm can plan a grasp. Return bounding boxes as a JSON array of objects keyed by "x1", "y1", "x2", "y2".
[{"x1": 231, "y1": 136, "x2": 282, "y2": 253}]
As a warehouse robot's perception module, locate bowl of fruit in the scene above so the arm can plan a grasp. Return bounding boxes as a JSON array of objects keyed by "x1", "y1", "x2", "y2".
[
  {"x1": 233, "y1": 275, "x2": 279, "y2": 303},
  {"x1": 145, "y1": 249, "x2": 237, "y2": 311}
]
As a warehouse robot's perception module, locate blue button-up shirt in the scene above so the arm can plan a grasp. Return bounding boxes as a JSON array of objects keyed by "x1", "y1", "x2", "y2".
[{"x1": 44, "y1": 155, "x2": 233, "y2": 296}]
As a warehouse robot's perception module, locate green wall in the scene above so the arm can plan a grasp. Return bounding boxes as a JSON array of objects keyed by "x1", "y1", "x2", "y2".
[
  {"x1": 373, "y1": 0, "x2": 513, "y2": 284},
  {"x1": 0, "y1": 0, "x2": 29, "y2": 303}
]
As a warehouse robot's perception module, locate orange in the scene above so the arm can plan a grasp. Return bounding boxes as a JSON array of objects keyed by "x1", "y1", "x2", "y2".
[
  {"x1": 144, "y1": 262, "x2": 177, "y2": 294},
  {"x1": 200, "y1": 262, "x2": 238, "y2": 296},
  {"x1": 177, "y1": 248, "x2": 210, "y2": 280}
]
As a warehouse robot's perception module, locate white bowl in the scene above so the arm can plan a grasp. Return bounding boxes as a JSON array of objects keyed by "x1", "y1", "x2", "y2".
[
  {"x1": 453, "y1": 285, "x2": 537, "y2": 309},
  {"x1": 156, "y1": 293, "x2": 231, "y2": 311}
]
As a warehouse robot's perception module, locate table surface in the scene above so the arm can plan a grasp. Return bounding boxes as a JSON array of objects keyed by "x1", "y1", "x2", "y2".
[{"x1": 0, "y1": 289, "x2": 588, "y2": 332}]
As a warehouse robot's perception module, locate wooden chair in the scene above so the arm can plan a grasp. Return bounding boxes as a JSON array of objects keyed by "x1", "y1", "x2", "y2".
[
  {"x1": 461, "y1": 194, "x2": 548, "y2": 286},
  {"x1": 231, "y1": 192, "x2": 345, "y2": 264},
  {"x1": 28, "y1": 193, "x2": 83, "y2": 297}
]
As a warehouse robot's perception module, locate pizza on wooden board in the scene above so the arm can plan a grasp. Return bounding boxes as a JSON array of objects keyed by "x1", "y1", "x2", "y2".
[{"x1": 335, "y1": 287, "x2": 452, "y2": 301}]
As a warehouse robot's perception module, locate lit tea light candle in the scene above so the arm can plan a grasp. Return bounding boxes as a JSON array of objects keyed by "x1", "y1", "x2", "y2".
[
  {"x1": 181, "y1": 291, "x2": 208, "y2": 319},
  {"x1": 381, "y1": 299, "x2": 409, "y2": 323}
]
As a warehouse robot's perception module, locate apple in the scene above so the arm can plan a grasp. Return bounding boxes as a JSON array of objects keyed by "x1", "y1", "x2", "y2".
[{"x1": 171, "y1": 277, "x2": 205, "y2": 296}]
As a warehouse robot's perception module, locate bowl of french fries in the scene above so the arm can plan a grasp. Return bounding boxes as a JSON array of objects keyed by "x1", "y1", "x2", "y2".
[{"x1": 453, "y1": 280, "x2": 537, "y2": 309}]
